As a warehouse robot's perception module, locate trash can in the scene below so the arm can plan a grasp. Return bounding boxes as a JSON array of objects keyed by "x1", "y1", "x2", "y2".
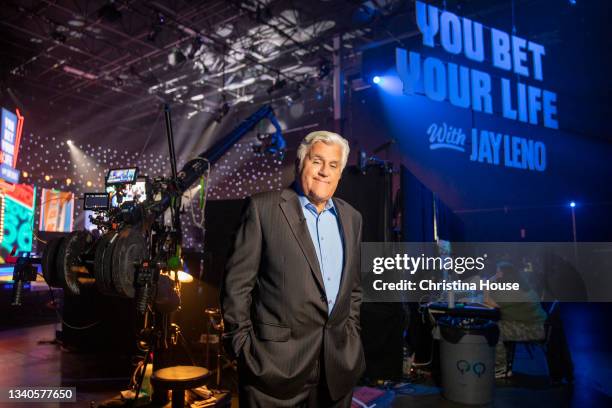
[{"x1": 438, "y1": 316, "x2": 499, "y2": 405}]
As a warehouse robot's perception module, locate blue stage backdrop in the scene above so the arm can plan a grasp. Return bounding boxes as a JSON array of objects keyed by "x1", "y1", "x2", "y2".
[{"x1": 353, "y1": 0, "x2": 612, "y2": 241}]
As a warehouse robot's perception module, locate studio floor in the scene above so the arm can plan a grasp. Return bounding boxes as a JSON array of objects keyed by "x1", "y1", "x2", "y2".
[{"x1": 0, "y1": 324, "x2": 611, "y2": 408}]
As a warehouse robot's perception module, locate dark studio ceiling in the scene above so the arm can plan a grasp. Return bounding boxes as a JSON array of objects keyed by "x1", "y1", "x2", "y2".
[{"x1": 0, "y1": 0, "x2": 414, "y2": 145}]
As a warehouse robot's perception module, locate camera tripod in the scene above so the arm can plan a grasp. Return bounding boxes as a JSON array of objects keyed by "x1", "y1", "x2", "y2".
[{"x1": 131, "y1": 304, "x2": 208, "y2": 407}]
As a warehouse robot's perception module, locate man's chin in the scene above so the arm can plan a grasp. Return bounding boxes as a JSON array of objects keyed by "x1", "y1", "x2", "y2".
[{"x1": 307, "y1": 191, "x2": 331, "y2": 205}]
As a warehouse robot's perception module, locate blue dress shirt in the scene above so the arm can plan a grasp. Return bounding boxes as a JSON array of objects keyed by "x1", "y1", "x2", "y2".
[{"x1": 297, "y1": 193, "x2": 344, "y2": 315}]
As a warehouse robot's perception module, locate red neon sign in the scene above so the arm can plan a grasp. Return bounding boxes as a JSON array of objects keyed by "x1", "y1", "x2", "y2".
[{"x1": 13, "y1": 108, "x2": 24, "y2": 168}]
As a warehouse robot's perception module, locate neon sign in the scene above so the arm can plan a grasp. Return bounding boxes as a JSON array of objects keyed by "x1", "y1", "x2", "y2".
[
  {"x1": 0, "y1": 107, "x2": 25, "y2": 184},
  {"x1": 0, "y1": 184, "x2": 35, "y2": 258},
  {"x1": 396, "y1": 1, "x2": 559, "y2": 130}
]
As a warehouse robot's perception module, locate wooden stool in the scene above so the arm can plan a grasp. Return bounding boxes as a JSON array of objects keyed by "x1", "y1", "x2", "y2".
[{"x1": 151, "y1": 365, "x2": 210, "y2": 408}]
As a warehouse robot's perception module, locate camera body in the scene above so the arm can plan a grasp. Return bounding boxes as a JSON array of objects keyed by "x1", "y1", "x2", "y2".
[{"x1": 42, "y1": 167, "x2": 178, "y2": 308}]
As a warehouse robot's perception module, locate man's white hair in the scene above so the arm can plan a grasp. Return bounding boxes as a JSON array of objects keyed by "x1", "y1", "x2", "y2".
[{"x1": 296, "y1": 131, "x2": 350, "y2": 172}]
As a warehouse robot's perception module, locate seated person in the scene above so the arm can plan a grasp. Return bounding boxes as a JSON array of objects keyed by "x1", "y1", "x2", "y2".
[{"x1": 484, "y1": 261, "x2": 547, "y2": 377}]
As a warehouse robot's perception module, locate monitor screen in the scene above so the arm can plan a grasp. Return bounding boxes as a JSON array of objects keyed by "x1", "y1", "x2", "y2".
[
  {"x1": 84, "y1": 210, "x2": 107, "y2": 231},
  {"x1": 106, "y1": 167, "x2": 138, "y2": 185},
  {"x1": 106, "y1": 179, "x2": 147, "y2": 208},
  {"x1": 83, "y1": 192, "x2": 109, "y2": 211}
]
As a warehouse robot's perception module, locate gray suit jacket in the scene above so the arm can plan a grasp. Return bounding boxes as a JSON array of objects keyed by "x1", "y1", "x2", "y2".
[{"x1": 221, "y1": 188, "x2": 365, "y2": 400}]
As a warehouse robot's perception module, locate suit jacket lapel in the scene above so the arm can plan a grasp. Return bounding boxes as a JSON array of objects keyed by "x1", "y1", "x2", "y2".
[
  {"x1": 331, "y1": 198, "x2": 353, "y2": 315},
  {"x1": 279, "y1": 189, "x2": 326, "y2": 293}
]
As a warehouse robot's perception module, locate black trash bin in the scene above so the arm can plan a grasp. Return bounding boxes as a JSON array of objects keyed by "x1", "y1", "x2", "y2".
[{"x1": 438, "y1": 316, "x2": 500, "y2": 405}]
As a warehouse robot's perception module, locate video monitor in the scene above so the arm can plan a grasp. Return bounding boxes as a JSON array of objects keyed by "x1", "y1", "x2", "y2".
[
  {"x1": 106, "y1": 167, "x2": 138, "y2": 185},
  {"x1": 106, "y1": 178, "x2": 147, "y2": 208},
  {"x1": 84, "y1": 209, "x2": 108, "y2": 232},
  {"x1": 83, "y1": 192, "x2": 109, "y2": 211}
]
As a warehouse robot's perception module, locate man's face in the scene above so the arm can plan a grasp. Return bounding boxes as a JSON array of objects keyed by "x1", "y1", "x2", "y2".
[{"x1": 299, "y1": 141, "x2": 343, "y2": 206}]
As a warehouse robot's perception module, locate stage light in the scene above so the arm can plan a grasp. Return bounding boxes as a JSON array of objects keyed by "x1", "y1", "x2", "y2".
[
  {"x1": 177, "y1": 271, "x2": 194, "y2": 283},
  {"x1": 66, "y1": 178, "x2": 72, "y2": 186},
  {"x1": 86, "y1": 181, "x2": 93, "y2": 187},
  {"x1": 569, "y1": 200, "x2": 578, "y2": 243},
  {"x1": 22, "y1": 171, "x2": 28, "y2": 178},
  {"x1": 369, "y1": 74, "x2": 403, "y2": 94},
  {"x1": 163, "y1": 270, "x2": 194, "y2": 283},
  {"x1": 568, "y1": 0, "x2": 576, "y2": 5},
  {"x1": 67, "y1": 140, "x2": 73, "y2": 146},
  {"x1": 44, "y1": 175, "x2": 51, "y2": 181},
  {"x1": 168, "y1": 48, "x2": 187, "y2": 67},
  {"x1": 159, "y1": 270, "x2": 194, "y2": 283}
]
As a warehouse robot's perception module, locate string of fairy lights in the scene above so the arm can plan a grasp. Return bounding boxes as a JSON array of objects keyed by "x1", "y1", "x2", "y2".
[{"x1": 19, "y1": 132, "x2": 283, "y2": 251}]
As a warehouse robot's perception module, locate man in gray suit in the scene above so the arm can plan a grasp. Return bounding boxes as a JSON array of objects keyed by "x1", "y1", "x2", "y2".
[{"x1": 221, "y1": 131, "x2": 365, "y2": 407}]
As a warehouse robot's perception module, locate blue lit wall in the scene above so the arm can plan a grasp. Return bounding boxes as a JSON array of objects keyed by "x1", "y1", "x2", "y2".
[{"x1": 353, "y1": 0, "x2": 612, "y2": 242}]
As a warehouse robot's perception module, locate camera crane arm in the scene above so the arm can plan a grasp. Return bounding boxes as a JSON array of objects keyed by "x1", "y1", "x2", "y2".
[
  {"x1": 176, "y1": 104, "x2": 283, "y2": 195},
  {"x1": 146, "y1": 104, "x2": 284, "y2": 220}
]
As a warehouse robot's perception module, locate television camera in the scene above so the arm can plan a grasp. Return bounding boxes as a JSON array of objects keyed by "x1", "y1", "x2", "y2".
[{"x1": 12, "y1": 104, "x2": 285, "y2": 313}]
